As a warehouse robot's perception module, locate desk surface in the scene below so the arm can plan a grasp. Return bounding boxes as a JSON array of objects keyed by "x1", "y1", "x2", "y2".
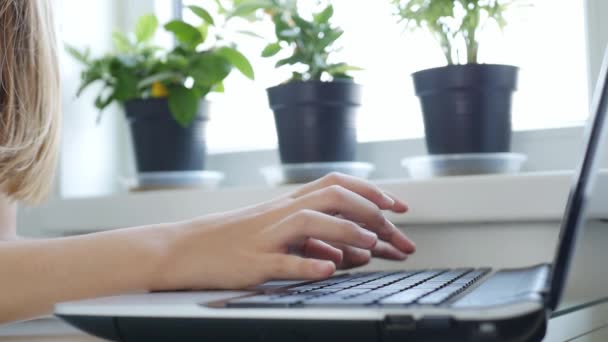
[{"x1": 3, "y1": 300, "x2": 608, "y2": 342}]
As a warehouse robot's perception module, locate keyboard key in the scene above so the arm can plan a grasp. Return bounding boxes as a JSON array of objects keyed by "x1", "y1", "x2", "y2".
[
  {"x1": 410, "y1": 283, "x2": 443, "y2": 291},
  {"x1": 348, "y1": 284, "x2": 381, "y2": 290},
  {"x1": 303, "y1": 294, "x2": 383, "y2": 306},
  {"x1": 297, "y1": 289, "x2": 339, "y2": 297},
  {"x1": 379, "y1": 289, "x2": 430, "y2": 305},
  {"x1": 287, "y1": 285, "x2": 323, "y2": 292},
  {"x1": 336, "y1": 289, "x2": 372, "y2": 298},
  {"x1": 417, "y1": 294, "x2": 451, "y2": 305}
]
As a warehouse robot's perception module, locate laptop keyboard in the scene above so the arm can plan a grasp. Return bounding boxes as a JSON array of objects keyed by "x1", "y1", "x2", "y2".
[{"x1": 226, "y1": 268, "x2": 489, "y2": 308}]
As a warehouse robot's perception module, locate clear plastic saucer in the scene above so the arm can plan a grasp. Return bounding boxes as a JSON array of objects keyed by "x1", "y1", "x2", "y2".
[
  {"x1": 261, "y1": 162, "x2": 375, "y2": 185},
  {"x1": 401, "y1": 153, "x2": 527, "y2": 179},
  {"x1": 123, "y1": 171, "x2": 225, "y2": 191}
]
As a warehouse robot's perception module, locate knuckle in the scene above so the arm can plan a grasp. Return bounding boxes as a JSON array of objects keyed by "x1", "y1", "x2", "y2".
[
  {"x1": 371, "y1": 209, "x2": 386, "y2": 226},
  {"x1": 368, "y1": 187, "x2": 384, "y2": 201},
  {"x1": 340, "y1": 220, "x2": 360, "y2": 236},
  {"x1": 325, "y1": 184, "x2": 347, "y2": 200},
  {"x1": 323, "y1": 172, "x2": 344, "y2": 185},
  {"x1": 291, "y1": 209, "x2": 317, "y2": 225}
]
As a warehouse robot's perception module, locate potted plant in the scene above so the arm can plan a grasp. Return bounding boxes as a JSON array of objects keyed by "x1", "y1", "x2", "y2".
[
  {"x1": 233, "y1": 0, "x2": 362, "y2": 165},
  {"x1": 66, "y1": 6, "x2": 254, "y2": 174},
  {"x1": 392, "y1": 0, "x2": 522, "y2": 154}
]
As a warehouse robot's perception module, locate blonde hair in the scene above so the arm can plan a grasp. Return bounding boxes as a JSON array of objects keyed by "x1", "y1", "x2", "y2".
[{"x1": 0, "y1": 0, "x2": 60, "y2": 204}]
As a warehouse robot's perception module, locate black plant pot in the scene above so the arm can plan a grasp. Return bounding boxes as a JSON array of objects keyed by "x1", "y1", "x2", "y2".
[
  {"x1": 124, "y1": 98, "x2": 208, "y2": 173},
  {"x1": 412, "y1": 64, "x2": 519, "y2": 154},
  {"x1": 267, "y1": 80, "x2": 362, "y2": 164}
]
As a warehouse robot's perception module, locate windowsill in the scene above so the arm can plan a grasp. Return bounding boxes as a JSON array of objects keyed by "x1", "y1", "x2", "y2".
[{"x1": 18, "y1": 170, "x2": 608, "y2": 236}]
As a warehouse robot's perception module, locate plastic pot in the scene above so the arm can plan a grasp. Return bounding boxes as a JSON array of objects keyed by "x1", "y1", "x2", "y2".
[
  {"x1": 267, "y1": 80, "x2": 362, "y2": 164},
  {"x1": 412, "y1": 64, "x2": 519, "y2": 154},
  {"x1": 124, "y1": 98, "x2": 208, "y2": 172}
]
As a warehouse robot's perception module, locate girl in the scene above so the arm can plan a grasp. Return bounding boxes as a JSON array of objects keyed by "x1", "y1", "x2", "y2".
[{"x1": 0, "y1": 0, "x2": 415, "y2": 323}]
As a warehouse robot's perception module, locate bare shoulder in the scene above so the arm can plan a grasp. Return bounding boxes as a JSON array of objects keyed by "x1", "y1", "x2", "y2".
[{"x1": 0, "y1": 192, "x2": 17, "y2": 239}]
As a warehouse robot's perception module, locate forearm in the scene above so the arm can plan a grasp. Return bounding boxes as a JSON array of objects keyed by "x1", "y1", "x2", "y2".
[{"x1": 0, "y1": 223, "x2": 175, "y2": 323}]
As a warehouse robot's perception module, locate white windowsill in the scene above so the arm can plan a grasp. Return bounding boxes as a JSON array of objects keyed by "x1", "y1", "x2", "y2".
[{"x1": 18, "y1": 170, "x2": 608, "y2": 236}]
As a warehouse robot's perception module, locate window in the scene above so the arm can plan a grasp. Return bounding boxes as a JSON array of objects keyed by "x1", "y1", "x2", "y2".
[{"x1": 156, "y1": 0, "x2": 589, "y2": 154}]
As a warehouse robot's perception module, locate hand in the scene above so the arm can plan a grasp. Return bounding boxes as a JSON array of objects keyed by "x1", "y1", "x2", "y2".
[{"x1": 150, "y1": 173, "x2": 415, "y2": 291}]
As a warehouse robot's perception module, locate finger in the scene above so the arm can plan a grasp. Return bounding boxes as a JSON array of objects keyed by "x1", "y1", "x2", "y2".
[
  {"x1": 301, "y1": 239, "x2": 344, "y2": 266},
  {"x1": 272, "y1": 209, "x2": 378, "y2": 250},
  {"x1": 329, "y1": 243, "x2": 373, "y2": 269},
  {"x1": 291, "y1": 185, "x2": 409, "y2": 248},
  {"x1": 291, "y1": 172, "x2": 405, "y2": 213},
  {"x1": 371, "y1": 240, "x2": 409, "y2": 260},
  {"x1": 383, "y1": 191, "x2": 409, "y2": 213},
  {"x1": 378, "y1": 221, "x2": 416, "y2": 254},
  {"x1": 265, "y1": 254, "x2": 336, "y2": 281}
]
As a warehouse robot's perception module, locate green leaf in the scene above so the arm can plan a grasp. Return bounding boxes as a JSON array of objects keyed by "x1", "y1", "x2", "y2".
[
  {"x1": 314, "y1": 5, "x2": 334, "y2": 24},
  {"x1": 292, "y1": 15, "x2": 313, "y2": 31},
  {"x1": 75, "y1": 76, "x2": 98, "y2": 97},
  {"x1": 317, "y1": 29, "x2": 343, "y2": 50},
  {"x1": 261, "y1": 42, "x2": 281, "y2": 57},
  {"x1": 278, "y1": 28, "x2": 301, "y2": 39},
  {"x1": 65, "y1": 44, "x2": 90, "y2": 65},
  {"x1": 216, "y1": 47, "x2": 255, "y2": 80},
  {"x1": 168, "y1": 86, "x2": 200, "y2": 127},
  {"x1": 135, "y1": 14, "x2": 159, "y2": 43},
  {"x1": 229, "y1": 0, "x2": 274, "y2": 18},
  {"x1": 213, "y1": 81, "x2": 225, "y2": 93},
  {"x1": 165, "y1": 55, "x2": 189, "y2": 70},
  {"x1": 290, "y1": 72, "x2": 303, "y2": 81},
  {"x1": 138, "y1": 72, "x2": 182, "y2": 89},
  {"x1": 113, "y1": 72, "x2": 139, "y2": 101},
  {"x1": 112, "y1": 31, "x2": 133, "y2": 53},
  {"x1": 326, "y1": 63, "x2": 363, "y2": 75},
  {"x1": 275, "y1": 54, "x2": 303, "y2": 68},
  {"x1": 114, "y1": 54, "x2": 137, "y2": 68},
  {"x1": 164, "y1": 20, "x2": 204, "y2": 48},
  {"x1": 189, "y1": 53, "x2": 232, "y2": 86},
  {"x1": 188, "y1": 5, "x2": 215, "y2": 25},
  {"x1": 235, "y1": 30, "x2": 265, "y2": 39},
  {"x1": 198, "y1": 23, "x2": 209, "y2": 43},
  {"x1": 94, "y1": 86, "x2": 115, "y2": 111},
  {"x1": 214, "y1": 0, "x2": 228, "y2": 14}
]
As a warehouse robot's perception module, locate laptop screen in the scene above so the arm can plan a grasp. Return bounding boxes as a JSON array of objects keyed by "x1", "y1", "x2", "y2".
[{"x1": 548, "y1": 46, "x2": 608, "y2": 310}]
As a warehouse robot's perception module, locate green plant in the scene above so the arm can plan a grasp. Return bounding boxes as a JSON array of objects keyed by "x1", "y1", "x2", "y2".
[
  {"x1": 66, "y1": 6, "x2": 254, "y2": 127},
  {"x1": 231, "y1": 0, "x2": 360, "y2": 82},
  {"x1": 392, "y1": 0, "x2": 525, "y2": 65}
]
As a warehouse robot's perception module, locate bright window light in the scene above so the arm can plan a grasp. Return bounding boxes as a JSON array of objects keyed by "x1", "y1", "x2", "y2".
[{"x1": 156, "y1": 0, "x2": 589, "y2": 154}]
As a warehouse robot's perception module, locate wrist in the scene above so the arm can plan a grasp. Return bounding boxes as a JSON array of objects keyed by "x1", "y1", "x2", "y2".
[{"x1": 142, "y1": 219, "x2": 199, "y2": 291}]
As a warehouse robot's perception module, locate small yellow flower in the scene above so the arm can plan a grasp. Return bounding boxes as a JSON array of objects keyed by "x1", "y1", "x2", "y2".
[{"x1": 151, "y1": 81, "x2": 169, "y2": 98}]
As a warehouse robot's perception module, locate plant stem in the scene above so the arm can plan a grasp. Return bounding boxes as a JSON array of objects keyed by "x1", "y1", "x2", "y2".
[
  {"x1": 467, "y1": 38, "x2": 478, "y2": 64},
  {"x1": 437, "y1": 31, "x2": 454, "y2": 65}
]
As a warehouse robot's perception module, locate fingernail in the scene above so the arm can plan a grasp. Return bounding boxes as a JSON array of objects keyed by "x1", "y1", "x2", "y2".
[
  {"x1": 395, "y1": 250, "x2": 408, "y2": 260},
  {"x1": 408, "y1": 241, "x2": 417, "y2": 253},
  {"x1": 315, "y1": 261, "x2": 335, "y2": 276},
  {"x1": 382, "y1": 193, "x2": 395, "y2": 206}
]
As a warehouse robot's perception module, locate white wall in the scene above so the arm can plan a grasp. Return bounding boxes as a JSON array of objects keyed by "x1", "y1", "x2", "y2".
[
  {"x1": 56, "y1": 0, "x2": 156, "y2": 198},
  {"x1": 585, "y1": 0, "x2": 608, "y2": 93}
]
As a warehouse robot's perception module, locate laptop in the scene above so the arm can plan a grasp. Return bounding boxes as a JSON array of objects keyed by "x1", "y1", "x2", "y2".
[{"x1": 54, "y1": 48, "x2": 608, "y2": 341}]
